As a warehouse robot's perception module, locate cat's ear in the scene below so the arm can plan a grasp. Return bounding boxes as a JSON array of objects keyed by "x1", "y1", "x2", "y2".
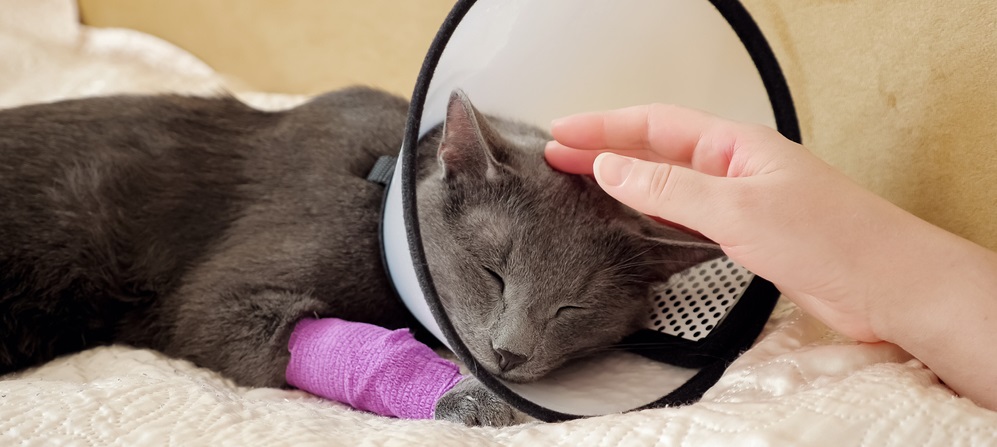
[
  {"x1": 635, "y1": 217, "x2": 724, "y2": 279},
  {"x1": 438, "y1": 89, "x2": 505, "y2": 181}
]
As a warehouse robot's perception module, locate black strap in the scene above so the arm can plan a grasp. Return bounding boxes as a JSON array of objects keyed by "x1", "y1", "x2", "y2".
[{"x1": 366, "y1": 156, "x2": 397, "y2": 185}]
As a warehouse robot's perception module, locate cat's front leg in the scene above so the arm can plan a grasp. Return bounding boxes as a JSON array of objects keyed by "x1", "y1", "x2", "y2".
[
  {"x1": 434, "y1": 376, "x2": 520, "y2": 427},
  {"x1": 124, "y1": 286, "x2": 328, "y2": 389}
]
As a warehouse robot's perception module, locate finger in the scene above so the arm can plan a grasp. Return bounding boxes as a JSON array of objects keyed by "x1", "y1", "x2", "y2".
[
  {"x1": 543, "y1": 141, "x2": 598, "y2": 174},
  {"x1": 592, "y1": 153, "x2": 729, "y2": 238},
  {"x1": 545, "y1": 142, "x2": 702, "y2": 235},
  {"x1": 550, "y1": 104, "x2": 719, "y2": 154},
  {"x1": 551, "y1": 104, "x2": 748, "y2": 177},
  {"x1": 543, "y1": 141, "x2": 673, "y2": 175}
]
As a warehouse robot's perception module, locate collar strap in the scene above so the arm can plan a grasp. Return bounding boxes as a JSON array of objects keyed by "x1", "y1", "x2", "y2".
[{"x1": 366, "y1": 156, "x2": 398, "y2": 185}]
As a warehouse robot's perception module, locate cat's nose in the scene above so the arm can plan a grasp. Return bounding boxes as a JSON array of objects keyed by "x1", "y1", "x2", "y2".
[{"x1": 495, "y1": 348, "x2": 527, "y2": 372}]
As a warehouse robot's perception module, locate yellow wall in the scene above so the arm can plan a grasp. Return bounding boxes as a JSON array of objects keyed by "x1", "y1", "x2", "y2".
[{"x1": 78, "y1": 0, "x2": 456, "y2": 96}]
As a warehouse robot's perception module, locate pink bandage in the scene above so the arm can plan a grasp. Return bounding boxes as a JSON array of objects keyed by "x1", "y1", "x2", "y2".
[{"x1": 285, "y1": 318, "x2": 463, "y2": 419}]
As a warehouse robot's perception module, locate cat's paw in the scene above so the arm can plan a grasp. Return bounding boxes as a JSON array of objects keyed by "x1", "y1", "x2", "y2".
[{"x1": 434, "y1": 377, "x2": 517, "y2": 427}]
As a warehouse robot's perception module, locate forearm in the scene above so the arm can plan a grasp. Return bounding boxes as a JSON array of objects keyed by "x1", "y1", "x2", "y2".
[{"x1": 873, "y1": 218, "x2": 997, "y2": 410}]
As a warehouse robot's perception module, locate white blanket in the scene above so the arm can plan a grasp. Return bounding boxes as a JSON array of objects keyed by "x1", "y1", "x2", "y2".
[{"x1": 2, "y1": 2, "x2": 995, "y2": 445}]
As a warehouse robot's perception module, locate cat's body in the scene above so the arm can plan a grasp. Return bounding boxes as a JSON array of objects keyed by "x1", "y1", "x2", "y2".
[
  {"x1": 0, "y1": 87, "x2": 719, "y2": 425},
  {"x1": 0, "y1": 88, "x2": 414, "y2": 387}
]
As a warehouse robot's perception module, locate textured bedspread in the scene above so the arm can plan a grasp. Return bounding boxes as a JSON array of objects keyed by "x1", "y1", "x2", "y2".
[{"x1": 2, "y1": 2, "x2": 995, "y2": 445}]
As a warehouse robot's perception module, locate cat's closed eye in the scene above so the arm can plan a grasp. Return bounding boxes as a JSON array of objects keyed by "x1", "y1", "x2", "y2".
[
  {"x1": 483, "y1": 266, "x2": 504, "y2": 293},
  {"x1": 555, "y1": 305, "x2": 586, "y2": 317}
]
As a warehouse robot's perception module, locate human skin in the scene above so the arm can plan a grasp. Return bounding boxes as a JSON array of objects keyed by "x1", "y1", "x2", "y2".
[{"x1": 544, "y1": 104, "x2": 997, "y2": 411}]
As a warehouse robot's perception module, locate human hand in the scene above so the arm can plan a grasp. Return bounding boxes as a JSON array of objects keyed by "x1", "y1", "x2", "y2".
[
  {"x1": 546, "y1": 104, "x2": 997, "y2": 410},
  {"x1": 545, "y1": 105, "x2": 945, "y2": 344}
]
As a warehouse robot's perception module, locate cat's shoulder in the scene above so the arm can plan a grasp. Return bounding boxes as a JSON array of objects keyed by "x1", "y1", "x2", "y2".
[
  {"x1": 308, "y1": 86, "x2": 407, "y2": 107},
  {"x1": 281, "y1": 87, "x2": 409, "y2": 140},
  {"x1": 295, "y1": 86, "x2": 408, "y2": 118}
]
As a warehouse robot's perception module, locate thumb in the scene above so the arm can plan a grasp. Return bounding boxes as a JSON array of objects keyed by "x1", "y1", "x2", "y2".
[{"x1": 593, "y1": 153, "x2": 725, "y2": 236}]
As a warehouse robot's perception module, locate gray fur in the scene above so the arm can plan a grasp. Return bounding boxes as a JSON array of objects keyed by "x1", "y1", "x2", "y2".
[
  {"x1": 0, "y1": 87, "x2": 719, "y2": 426},
  {"x1": 0, "y1": 87, "x2": 414, "y2": 387},
  {"x1": 418, "y1": 91, "x2": 721, "y2": 384},
  {"x1": 433, "y1": 377, "x2": 521, "y2": 426}
]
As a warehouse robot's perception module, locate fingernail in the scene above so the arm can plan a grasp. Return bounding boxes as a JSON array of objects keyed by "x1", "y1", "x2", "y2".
[
  {"x1": 595, "y1": 153, "x2": 633, "y2": 187},
  {"x1": 550, "y1": 118, "x2": 566, "y2": 130}
]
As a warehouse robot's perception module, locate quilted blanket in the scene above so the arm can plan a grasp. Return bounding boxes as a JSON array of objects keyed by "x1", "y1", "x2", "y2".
[{"x1": 2, "y1": 1, "x2": 995, "y2": 445}]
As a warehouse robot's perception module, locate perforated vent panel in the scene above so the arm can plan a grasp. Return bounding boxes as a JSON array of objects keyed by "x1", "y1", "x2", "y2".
[{"x1": 645, "y1": 256, "x2": 753, "y2": 341}]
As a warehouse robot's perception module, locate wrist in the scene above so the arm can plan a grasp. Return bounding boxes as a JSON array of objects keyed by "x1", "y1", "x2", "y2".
[
  {"x1": 825, "y1": 189, "x2": 965, "y2": 343},
  {"x1": 865, "y1": 211, "x2": 997, "y2": 345},
  {"x1": 873, "y1": 233, "x2": 997, "y2": 409}
]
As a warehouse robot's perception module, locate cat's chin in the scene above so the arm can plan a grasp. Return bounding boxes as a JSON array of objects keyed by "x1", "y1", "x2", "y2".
[
  {"x1": 489, "y1": 364, "x2": 557, "y2": 384},
  {"x1": 476, "y1": 354, "x2": 575, "y2": 383}
]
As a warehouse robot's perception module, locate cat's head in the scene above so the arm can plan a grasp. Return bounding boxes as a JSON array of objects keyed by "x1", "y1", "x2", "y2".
[{"x1": 416, "y1": 90, "x2": 721, "y2": 382}]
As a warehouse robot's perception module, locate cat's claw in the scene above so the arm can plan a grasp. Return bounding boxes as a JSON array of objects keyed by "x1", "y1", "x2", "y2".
[{"x1": 434, "y1": 378, "x2": 517, "y2": 427}]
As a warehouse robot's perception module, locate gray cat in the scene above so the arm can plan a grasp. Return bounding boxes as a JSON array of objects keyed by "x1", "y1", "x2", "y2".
[{"x1": 0, "y1": 87, "x2": 719, "y2": 426}]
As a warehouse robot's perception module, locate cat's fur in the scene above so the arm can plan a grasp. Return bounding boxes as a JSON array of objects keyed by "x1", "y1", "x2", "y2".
[{"x1": 0, "y1": 87, "x2": 719, "y2": 425}]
